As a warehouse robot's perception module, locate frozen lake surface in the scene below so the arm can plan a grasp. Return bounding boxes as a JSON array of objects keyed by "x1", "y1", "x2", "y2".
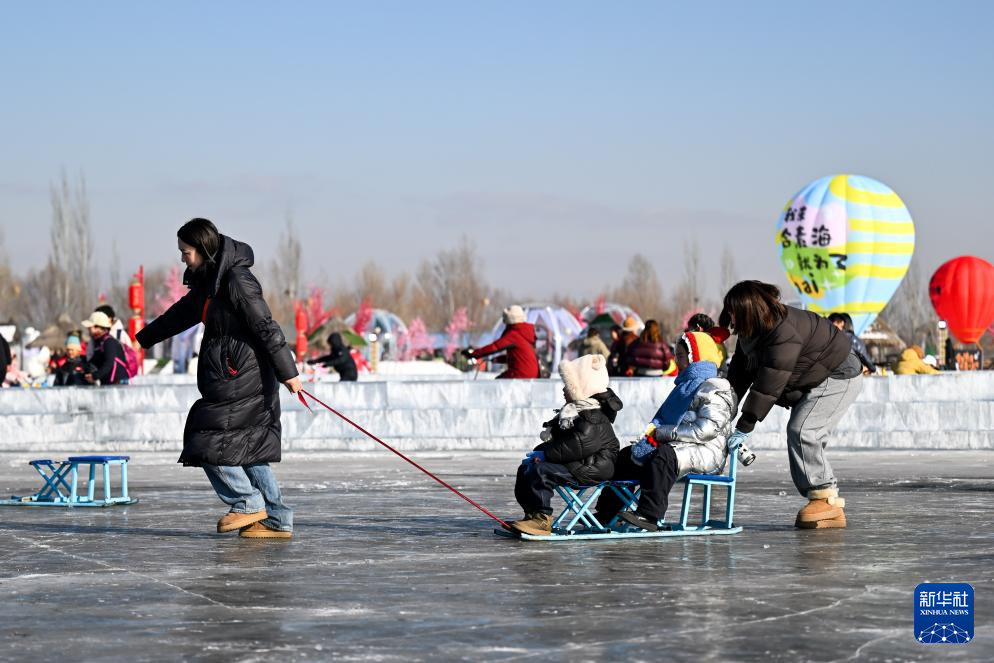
[{"x1": 1, "y1": 450, "x2": 991, "y2": 661}]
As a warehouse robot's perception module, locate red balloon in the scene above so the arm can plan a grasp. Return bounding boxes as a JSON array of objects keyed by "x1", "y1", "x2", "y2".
[{"x1": 929, "y1": 256, "x2": 994, "y2": 344}]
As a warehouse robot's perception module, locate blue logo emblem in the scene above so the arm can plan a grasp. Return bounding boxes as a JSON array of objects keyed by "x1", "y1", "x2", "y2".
[{"x1": 914, "y1": 583, "x2": 973, "y2": 644}]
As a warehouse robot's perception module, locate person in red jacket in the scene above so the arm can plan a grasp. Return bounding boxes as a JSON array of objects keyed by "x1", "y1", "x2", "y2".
[{"x1": 463, "y1": 305, "x2": 540, "y2": 379}]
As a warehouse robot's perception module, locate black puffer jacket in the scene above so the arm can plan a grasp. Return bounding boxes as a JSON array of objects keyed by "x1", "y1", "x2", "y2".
[
  {"x1": 137, "y1": 235, "x2": 297, "y2": 466},
  {"x1": 90, "y1": 334, "x2": 129, "y2": 384},
  {"x1": 309, "y1": 332, "x2": 357, "y2": 381},
  {"x1": 728, "y1": 306, "x2": 851, "y2": 433},
  {"x1": 535, "y1": 389, "x2": 623, "y2": 485}
]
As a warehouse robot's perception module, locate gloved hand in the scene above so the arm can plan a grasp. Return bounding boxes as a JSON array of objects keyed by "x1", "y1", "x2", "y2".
[
  {"x1": 652, "y1": 425, "x2": 676, "y2": 442},
  {"x1": 521, "y1": 450, "x2": 546, "y2": 465},
  {"x1": 726, "y1": 430, "x2": 749, "y2": 451},
  {"x1": 629, "y1": 437, "x2": 658, "y2": 466},
  {"x1": 461, "y1": 348, "x2": 475, "y2": 358}
]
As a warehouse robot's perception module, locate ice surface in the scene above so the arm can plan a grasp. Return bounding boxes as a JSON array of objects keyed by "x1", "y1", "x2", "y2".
[{"x1": 0, "y1": 451, "x2": 991, "y2": 661}]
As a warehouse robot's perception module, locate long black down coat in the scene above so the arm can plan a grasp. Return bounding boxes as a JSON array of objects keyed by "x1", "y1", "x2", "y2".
[
  {"x1": 728, "y1": 306, "x2": 851, "y2": 433},
  {"x1": 137, "y1": 236, "x2": 297, "y2": 466},
  {"x1": 534, "y1": 389, "x2": 622, "y2": 484}
]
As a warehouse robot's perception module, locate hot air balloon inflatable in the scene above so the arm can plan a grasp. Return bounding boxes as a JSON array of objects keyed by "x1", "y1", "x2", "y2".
[
  {"x1": 777, "y1": 174, "x2": 915, "y2": 335},
  {"x1": 928, "y1": 256, "x2": 994, "y2": 344}
]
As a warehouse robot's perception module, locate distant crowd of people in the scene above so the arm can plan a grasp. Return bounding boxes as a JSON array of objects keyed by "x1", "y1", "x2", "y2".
[{"x1": 1, "y1": 305, "x2": 140, "y2": 388}]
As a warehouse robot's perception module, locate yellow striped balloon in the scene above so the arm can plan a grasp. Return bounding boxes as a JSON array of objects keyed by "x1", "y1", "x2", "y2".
[{"x1": 776, "y1": 174, "x2": 915, "y2": 334}]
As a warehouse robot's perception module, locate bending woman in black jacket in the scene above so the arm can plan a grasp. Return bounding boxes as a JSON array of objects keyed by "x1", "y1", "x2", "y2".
[
  {"x1": 308, "y1": 332, "x2": 357, "y2": 381},
  {"x1": 721, "y1": 281, "x2": 862, "y2": 530},
  {"x1": 137, "y1": 218, "x2": 302, "y2": 539}
]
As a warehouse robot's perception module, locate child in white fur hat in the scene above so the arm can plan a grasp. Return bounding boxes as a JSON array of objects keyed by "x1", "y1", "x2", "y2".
[{"x1": 509, "y1": 354, "x2": 623, "y2": 536}]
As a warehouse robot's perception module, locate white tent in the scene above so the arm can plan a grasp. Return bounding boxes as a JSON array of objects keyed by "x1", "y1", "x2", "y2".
[
  {"x1": 486, "y1": 303, "x2": 584, "y2": 375},
  {"x1": 345, "y1": 309, "x2": 409, "y2": 360}
]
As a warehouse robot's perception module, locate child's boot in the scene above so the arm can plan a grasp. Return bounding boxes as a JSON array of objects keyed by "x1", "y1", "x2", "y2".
[
  {"x1": 510, "y1": 512, "x2": 553, "y2": 536},
  {"x1": 795, "y1": 487, "x2": 846, "y2": 529}
]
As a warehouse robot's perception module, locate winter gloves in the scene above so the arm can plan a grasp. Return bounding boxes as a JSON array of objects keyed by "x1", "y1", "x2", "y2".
[
  {"x1": 630, "y1": 437, "x2": 657, "y2": 466},
  {"x1": 727, "y1": 430, "x2": 757, "y2": 466},
  {"x1": 521, "y1": 450, "x2": 546, "y2": 465}
]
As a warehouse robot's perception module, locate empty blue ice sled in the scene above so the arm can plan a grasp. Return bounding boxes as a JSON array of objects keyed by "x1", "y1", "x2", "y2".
[
  {"x1": 0, "y1": 456, "x2": 138, "y2": 507},
  {"x1": 496, "y1": 444, "x2": 743, "y2": 541}
]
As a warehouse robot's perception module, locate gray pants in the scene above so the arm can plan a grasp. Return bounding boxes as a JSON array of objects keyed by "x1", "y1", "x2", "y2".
[{"x1": 786, "y1": 374, "x2": 863, "y2": 495}]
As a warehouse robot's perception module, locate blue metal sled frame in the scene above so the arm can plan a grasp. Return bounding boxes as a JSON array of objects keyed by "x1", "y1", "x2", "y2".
[
  {"x1": 0, "y1": 456, "x2": 138, "y2": 508},
  {"x1": 496, "y1": 453, "x2": 744, "y2": 541}
]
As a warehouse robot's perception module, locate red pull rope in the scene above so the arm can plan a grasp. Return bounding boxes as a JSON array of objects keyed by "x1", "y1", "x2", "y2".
[{"x1": 298, "y1": 389, "x2": 511, "y2": 530}]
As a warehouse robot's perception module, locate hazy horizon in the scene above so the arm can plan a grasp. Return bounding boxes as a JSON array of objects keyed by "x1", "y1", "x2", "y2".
[{"x1": 2, "y1": 1, "x2": 992, "y2": 304}]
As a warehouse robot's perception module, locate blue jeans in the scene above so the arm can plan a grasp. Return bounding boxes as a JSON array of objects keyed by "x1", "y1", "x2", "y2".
[{"x1": 202, "y1": 464, "x2": 293, "y2": 532}]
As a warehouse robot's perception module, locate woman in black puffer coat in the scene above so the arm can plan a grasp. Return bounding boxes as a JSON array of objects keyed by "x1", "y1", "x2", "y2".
[
  {"x1": 720, "y1": 281, "x2": 862, "y2": 531},
  {"x1": 509, "y1": 353, "x2": 622, "y2": 536},
  {"x1": 137, "y1": 218, "x2": 301, "y2": 539}
]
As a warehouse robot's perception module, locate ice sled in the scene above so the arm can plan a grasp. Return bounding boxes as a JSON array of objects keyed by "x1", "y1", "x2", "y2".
[
  {"x1": 0, "y1": 456, "x2": 138, "y2": 507},
  {"x1": 496, "y1": 448, "x2": 743, "y2": 542}
]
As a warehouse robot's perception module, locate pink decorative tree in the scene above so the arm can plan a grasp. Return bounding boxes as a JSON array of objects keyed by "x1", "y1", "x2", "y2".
[
  {"x1": 304, "y1": 287, "x2": 336, "y2": 335},
  {"x1": 353, "y1": 297, "x2": 374, "y2": 336},
  {"x1": 155, "y1": 266, "x2": 187, "y2": 315},
  {"x1": 400, "y1": 317, "x2": 433, "y2": 360},
  {"x1": 444, "y1": 307, "x2": 470, "y2": 360}
]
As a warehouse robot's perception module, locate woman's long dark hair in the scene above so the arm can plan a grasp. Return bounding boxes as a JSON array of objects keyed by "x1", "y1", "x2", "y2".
[
  {"x1": 719, "y1": 280, "x2": 786, "y2": 337},
  {"x1": 827, "y1": 312, "x2": 854, "y2": 334},
  {"x1": 640, "y1": 319, "x2": 663, "y2": 344},
  {"x1": 177, "y1": 218, "x2": 221, "y2": 265}
]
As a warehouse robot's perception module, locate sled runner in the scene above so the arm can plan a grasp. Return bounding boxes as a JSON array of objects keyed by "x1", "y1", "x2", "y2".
[
  {"x1": 0, "y1": 456, "x2": 138, "y2": 507},
  {"x1": 496, "y1": 449, "x2": 743, "y2": 541}
]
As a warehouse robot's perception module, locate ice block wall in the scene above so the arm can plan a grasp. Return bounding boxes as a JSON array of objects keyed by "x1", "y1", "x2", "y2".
[{"x1": 2, "y1": 374, "x2": 993, "y2": 453}]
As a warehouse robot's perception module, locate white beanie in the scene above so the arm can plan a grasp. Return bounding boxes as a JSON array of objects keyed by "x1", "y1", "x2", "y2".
[
  {"x1": 559, "y1": 354, "x2": 610, "y2": 401},
  {"x1": 502, "y1": 305, "x2": 526, "y2": 325}
]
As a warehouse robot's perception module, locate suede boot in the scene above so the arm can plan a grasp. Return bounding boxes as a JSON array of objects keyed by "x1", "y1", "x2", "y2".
[
  {"x1": 217, "y1": 510, "x2": 267, "y2": 533},
  {"x1": 796, "y1": 487, "x2": 846, "y2": 528},
  {"x1": 510, "y1": 512, "x2": 553, "y2": 536},
  {"x1": 239, "y1": 522, "x2": 293, "y2": 539}
]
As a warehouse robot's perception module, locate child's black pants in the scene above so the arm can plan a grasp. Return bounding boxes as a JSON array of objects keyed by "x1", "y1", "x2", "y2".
[
  {"x1": 514, "y1": 460, "x2": 575, "y2": 516},
  {"x1": 595, "y1": 444, "x2": 679, "y2": 521}
]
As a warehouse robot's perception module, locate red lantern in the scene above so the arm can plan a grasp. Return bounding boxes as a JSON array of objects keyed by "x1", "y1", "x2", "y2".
[
  {"x1": 128, "y1": 279, "x2": 144, "y2": 311},
  {"x1": 929, "y1": 256, "x2": 994, "y2": 344},
  {"x1": 128, "y1": 315, "x2": 144, "y2": 341},
  {"x1": 294, "y1": 303, "x2": 308, "y2": 336}
]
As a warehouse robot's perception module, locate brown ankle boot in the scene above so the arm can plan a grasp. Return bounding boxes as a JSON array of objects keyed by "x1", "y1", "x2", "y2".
[
  {"x1": 239, "y1": 522, "x2": 293, "y2": 539},
  {"x1": 217, "y1": 510, "x2": 267, "y2": 533},
  {"x1": 796, "y1": 512, "x2": 847, "y2": 529},
  {"x1": 510, "y1": 512, "x2": 553, "y2": 536},
  {"x1": 796, "y1": 487, "x2": 845, "y2": 528}
]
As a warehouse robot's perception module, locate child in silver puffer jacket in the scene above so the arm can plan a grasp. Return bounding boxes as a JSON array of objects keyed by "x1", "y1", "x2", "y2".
[{"x1": 597, "y1": 330, "x2": 742, "y2": 531}]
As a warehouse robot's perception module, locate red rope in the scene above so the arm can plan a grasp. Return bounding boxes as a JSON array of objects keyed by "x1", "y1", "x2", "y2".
[{"x1": 298, "y1": 389, "x2": 511, "y2": 529}]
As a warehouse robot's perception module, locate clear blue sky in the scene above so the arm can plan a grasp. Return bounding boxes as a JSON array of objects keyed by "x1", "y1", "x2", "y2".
[{"x1": 1, "y1": 1, "x2": 991, "y2": 301}]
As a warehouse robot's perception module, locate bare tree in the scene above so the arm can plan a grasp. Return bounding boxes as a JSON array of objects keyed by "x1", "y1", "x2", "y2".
[
  {"x1": 672, "y1": 238, "x2": 707, "y2": 323},
  {"x1": 48, "y1": 170, "x2": 96, "y2": 322},
  {"x1": 719, "y1": 244, "x2": 738, "y2": 298},
  {"x1": 879, "y1": 255, "x2": 936, "y2": 346},
  {"x1": 105, "y1": 240, "x2": 130, "y2": 318},
  {"x1": 414, "y1": 237, "x2": 491, "y2": 329},
  {"x1": 18, "y1": 262, "x2": 65, "y2": 328},
  {"x1": 0, "y1": 228, "x2": 23, "y2": 322},
  {"x1": 353, "y1": 260, "x2": 389, "y2": 308},
  {"x1": 609, "y1": 254, "x2": 667, "y2": 323},
  {"x1": 269, "y1": 214, "x2": 302, "y2": 324}
]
